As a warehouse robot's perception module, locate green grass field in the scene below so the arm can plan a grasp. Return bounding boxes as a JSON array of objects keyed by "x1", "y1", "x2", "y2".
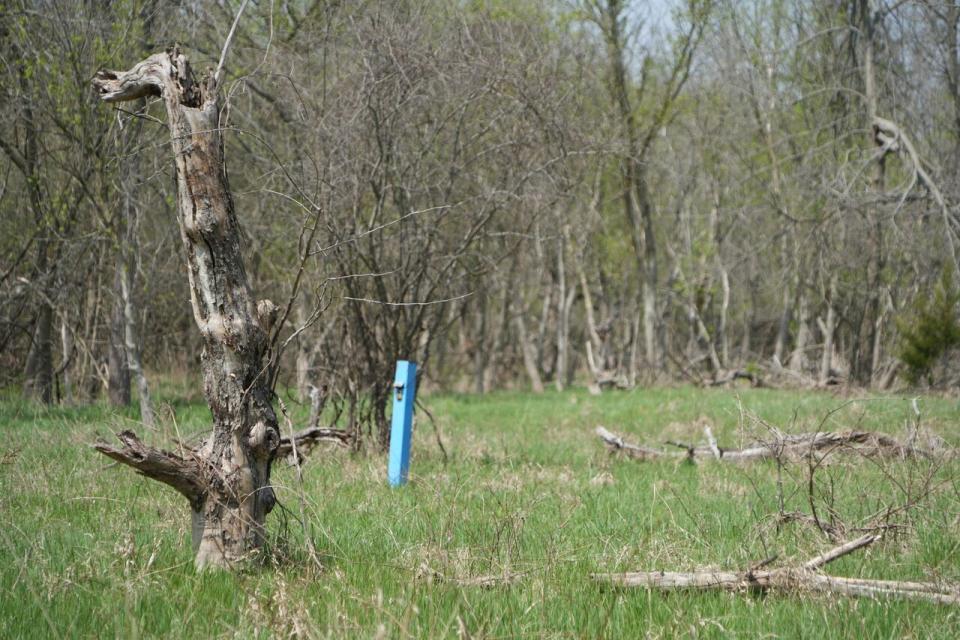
[{"x1": 2, "y1": 384, "x2": 959, "y2": 638}]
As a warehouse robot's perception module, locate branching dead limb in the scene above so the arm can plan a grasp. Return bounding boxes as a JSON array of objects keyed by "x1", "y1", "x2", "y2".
[
  {"x1": 416, "y1": 564, "x2": 525, "y2": 588},
  {"x1": 276, "y1": 425, "x2": 352, "y2": 460},
  {"x1": 93, "y1": 431, "x2": 205, "y2": 509},
  {"x1": 594, "y1": 534, "x2": 960, "y2": 605},
  {"x1": 94, "y1": 421, "x2": 349, "y2": 501},
  {"x1": 596, "y1": 426, "x2": 935, "y2": 463}
]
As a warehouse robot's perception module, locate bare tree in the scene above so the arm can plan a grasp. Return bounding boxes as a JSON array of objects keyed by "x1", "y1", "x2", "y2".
[{"x1": 586, "y1": 0, "x2": 713, "y2": 376}]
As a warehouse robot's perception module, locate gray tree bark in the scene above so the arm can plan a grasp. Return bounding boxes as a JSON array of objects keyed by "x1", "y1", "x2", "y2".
[{"x1": 92, "y1": 49, "x2": 280, "y2": 570}]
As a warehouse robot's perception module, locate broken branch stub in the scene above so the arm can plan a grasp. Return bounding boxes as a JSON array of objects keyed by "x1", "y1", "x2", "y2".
[{"x1": 91, "y1": 48, "x2": 282, "y2": 570}]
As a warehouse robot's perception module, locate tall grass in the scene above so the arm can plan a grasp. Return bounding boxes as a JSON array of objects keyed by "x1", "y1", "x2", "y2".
[{"x1": 1, "y1": 386, "x2": 958, "y2": 638}]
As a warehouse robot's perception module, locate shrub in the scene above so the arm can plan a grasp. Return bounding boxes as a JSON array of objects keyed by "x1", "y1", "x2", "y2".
[{"x1": 897, "y1": 269, "x2": 960, "y2": 386}]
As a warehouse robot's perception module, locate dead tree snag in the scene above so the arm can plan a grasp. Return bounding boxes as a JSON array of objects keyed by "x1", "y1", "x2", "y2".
[{"x1": 91, "y1": 49, "x2": 281, "y2": 570}]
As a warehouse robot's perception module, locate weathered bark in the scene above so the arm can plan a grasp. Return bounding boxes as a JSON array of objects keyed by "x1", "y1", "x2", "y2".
[{"x1": 92, "y1": 49, "x2": 280, "y2": 570}]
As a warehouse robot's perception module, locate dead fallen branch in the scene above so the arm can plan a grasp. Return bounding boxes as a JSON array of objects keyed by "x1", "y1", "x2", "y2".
[
  {"x1": 709, "y1": 369, "x2": 764, "y2": 388},
  {"x1": 594, "y1": 534, "x2": 960, "y2": 605},
  {"x1": 276, "y1": 426, "x2": 352, "y2": 460},
  {"x1": 595, "y1": 426, "x2": 933, "y2": 463},
  {"x1": 415, "y1": 564, "x2": 524, "y2": 588}
]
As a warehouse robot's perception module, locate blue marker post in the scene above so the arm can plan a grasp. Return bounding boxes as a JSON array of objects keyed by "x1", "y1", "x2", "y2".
[{"x1": 387, "y1": 360, "x2": 417, "y2": 486}]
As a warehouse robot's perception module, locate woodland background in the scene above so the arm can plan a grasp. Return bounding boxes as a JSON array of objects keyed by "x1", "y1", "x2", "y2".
[{"x1": 4, "y1": 0, "x2": 960, "y2": 442}]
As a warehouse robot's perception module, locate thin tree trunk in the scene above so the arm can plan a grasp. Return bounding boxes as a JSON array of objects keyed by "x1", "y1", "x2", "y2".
[
  {"x1": 773, "y1": 286, "x2": 792, "y2": 366},
  {"x1": 108, "y1": 246, "x2": 131, "y2": 407},
  {"x1": 295, "y1": 297, "x2": 313, "y2": 401},
  {"x1": 639, "y1": 170, "x2": 660, "y2": 370},
  {"x1": 820, "y1": 275, "x2": 837, "y2": 384},
  {"x1": 718, "y1": 265, "x2": 730, "y2": 367},
  {"x1": 484, "y1": 271, "x2": 513, "y2": 392},
  {"x1": 23, "y1": 299, "x2": 53, "y2": 404},
  {"x1": 60, "y1": 314, "x2": 73, "y2": 405},
  {"x1": 18, "y1": 63, "x2": 55, "y2": 405},
  {"x1": 514, "y1": 313, "x2": 544, "y2": 393},
  {"x1": 120, "y1": 258, "x2": 154, "y2": 427},
  {"x1": 858, "y1": 0, "x2": 885, "y2": 386},
  {"x1": 555, "y1": 236, "x2": 568, "y2": 391},
  {"x1": 535, "y1": 280, "x2": 552, "y2": 376},
  {"x1": 601, "y1": 1, "x2": 661, "y2": 373},
  {"x1": 117, "y1": 101, "x2": 154, "y2": 428},
  {"x1": 789, "y1": 292, "x2": 809, "y2": 373},
  {"x1": 627, "y1": 301, "x2": 641, "y2": 386},
  {"x1": 473, "y1": 290, "x2": 488, "y2": 394}
]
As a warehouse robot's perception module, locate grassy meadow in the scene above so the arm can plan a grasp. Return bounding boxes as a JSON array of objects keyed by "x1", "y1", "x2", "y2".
[{"x1": 1, "y1": 382, "x2": 959, "y2": 638}]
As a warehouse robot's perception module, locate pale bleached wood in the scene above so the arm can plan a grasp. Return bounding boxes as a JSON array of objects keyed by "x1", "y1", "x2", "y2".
[
  {"x1": 593, "y1": 535, "x2": 960, "y2": 605},
  {"x1": 596, "y1": 426, "x2": 933, "y2": 463}
]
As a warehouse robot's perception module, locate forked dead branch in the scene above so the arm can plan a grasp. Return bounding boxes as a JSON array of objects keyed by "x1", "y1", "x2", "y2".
[
  {"x1": 594, "y1": 533, "x2": 960, "y2": 605},
  {"x1": 595, "y1": 425, "x2": 938, "y2": 462}
]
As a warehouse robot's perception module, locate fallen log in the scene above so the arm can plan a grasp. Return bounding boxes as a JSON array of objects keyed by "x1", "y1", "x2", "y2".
[
  {"x1": 415, "y1": 564, "x2": 524, "y2": 588},
  {"x1": 594, "y1": 534, "x2": 960, "y2": 605},
  {"x1": 709, "y1": 369, "x2": 763, "y2": 388},
  {"x1": 595, "y1": 426, "x2": 931, "y2": 463},
  {"x1": 276, "y1": 426, "x2": 352, "y2": 460}
]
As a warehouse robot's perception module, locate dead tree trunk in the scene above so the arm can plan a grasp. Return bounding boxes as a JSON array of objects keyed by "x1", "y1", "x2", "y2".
[{"x1": 92, "y1": 49, "x2": 280, "y2": 570}]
